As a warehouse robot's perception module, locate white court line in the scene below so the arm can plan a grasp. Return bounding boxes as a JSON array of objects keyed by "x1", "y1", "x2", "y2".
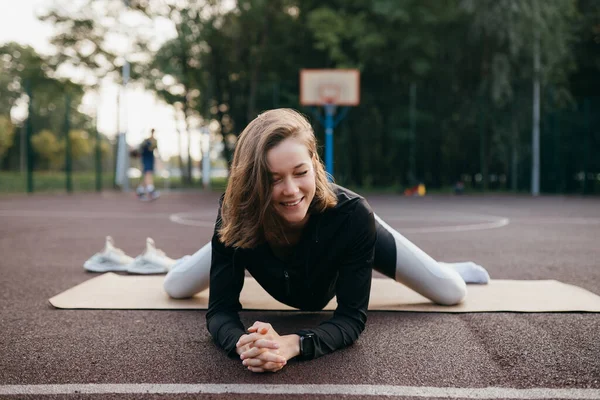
[
  {"x1": 0, "y1": 384, "x2": 598, "y2": 398},
  {"x1": 0, "y1": 210, "x2": 219, "y2": 226},
  {"x1": 168, "y1": 211, "x2": 511, "y2": 233},
  {"x1": 0, "y1": 210, "x2": 169, "y2": 219},
  {"x1": 400, "y1": 217, "x2": 510, "y2": 233},
  {"x1": 4, "y1": 210, "x2": 596, "y2": 231},
  {"x1": 169, "y1": 212, "x2": 216, "y2": 228},
  {"x1": 516, "y1": 217, "x2": 600, "y2": 225}
]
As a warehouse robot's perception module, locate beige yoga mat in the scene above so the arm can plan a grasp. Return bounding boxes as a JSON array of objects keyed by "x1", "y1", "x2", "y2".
[{"x1": 49, "y1": 272, "x2": 600, "y2": 312}]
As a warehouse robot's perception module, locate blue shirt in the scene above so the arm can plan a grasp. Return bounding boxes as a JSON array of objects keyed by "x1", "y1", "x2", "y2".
[{"x1": 140, "y1": 138, "x2": 156, "y2": 163}]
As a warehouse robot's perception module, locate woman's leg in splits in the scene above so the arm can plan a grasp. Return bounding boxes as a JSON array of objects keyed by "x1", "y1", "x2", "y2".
[
  {"x1": 163, "y1": 242, "x2": 211, "y2": 298},
  {"x1": 372, "y1": 213, "x2": 489, "y2": 306},
  {"x1": 164, "y1": 214, "x2": 489, "y2": 302}
]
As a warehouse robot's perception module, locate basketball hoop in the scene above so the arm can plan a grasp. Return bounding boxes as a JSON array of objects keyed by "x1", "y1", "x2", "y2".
[
  {"x1": 318, "y1": 84, "x2": 341, "y2": 105},
  {"x1": 300, "y1": 69, "x2": 360, "y2": 106},
  {"x1": 299, "y1": 69, "x2": 360, "y2": 178}
]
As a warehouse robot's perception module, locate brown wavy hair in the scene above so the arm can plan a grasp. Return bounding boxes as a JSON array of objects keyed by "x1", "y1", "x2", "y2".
[{"x1": 218, "y1": 108, "x2": 337, "y2": 248}]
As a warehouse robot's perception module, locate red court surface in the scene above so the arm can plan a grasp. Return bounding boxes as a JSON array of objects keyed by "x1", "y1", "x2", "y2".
[{"x1": 0, "y1": 191, "x2": 599, "y2": 399}]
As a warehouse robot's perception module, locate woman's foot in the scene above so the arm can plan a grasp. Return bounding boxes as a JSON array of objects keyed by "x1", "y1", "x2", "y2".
[{"x1": 440, "y1": 261, "x2": 490, "y2": 284}]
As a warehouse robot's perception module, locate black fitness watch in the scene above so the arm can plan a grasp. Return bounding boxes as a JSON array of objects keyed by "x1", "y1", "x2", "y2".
[{"x1": 298, "y1": 332, "x2": 315, "y2": 360}]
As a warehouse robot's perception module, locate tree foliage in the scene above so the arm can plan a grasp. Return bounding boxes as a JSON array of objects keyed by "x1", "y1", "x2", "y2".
[
  {"x1": 31, "y1": 129, "x2": 61, "y2": 169},
  {"x1": 0, "y1": 41, "x2": 97, "y2": 172},
  {"x1": 30, "y1": 129, "x2": 95, "y2": 170},
  {"x1": 0, "y1": 116, "x2": 14, "y2": 160},
  {"x1": 3, "y1": 0, "x2": 598, "y2": 192}
]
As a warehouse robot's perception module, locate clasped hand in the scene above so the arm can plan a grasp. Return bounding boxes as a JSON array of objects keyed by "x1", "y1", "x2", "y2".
[{"x1": 235, "y1": 321, "x2": 299, "y2": 373}]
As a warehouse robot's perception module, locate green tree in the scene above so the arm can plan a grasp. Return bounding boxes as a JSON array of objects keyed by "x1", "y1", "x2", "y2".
[
  {"x1": 0, "y1": 42, "x2": 91, "y2": 171},
  {"x1": 31, "y1": 129, "x2": 93, "y2": 171},
  {"x1": 0, "y1": 116, "x2": 15, "y2": 161},
  {"x1": 38, "y1": 0, "x2": 156, "y2": 86},
  {"x1": 123, "y1": 1, "x2": 218, "y2": 183},
  {"x1": 31, "y1": 129, "x2": 61, "y2": 170},
  {"x1": 38, "y1": 0, "x2": 599, "y2": 193},
  {"x1": 462, "y1": 0, "x2": 579, "y2": 191},
  {"x1": 63, "y1": 129, "x2": 93, "y2": 163},
  {"x1": 0, "y1": 43, "x2": 50, "y2": 116}
]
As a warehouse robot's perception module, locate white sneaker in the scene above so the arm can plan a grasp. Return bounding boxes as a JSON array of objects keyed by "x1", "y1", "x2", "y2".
[
  {"x1": 84, "y1": 236, "x2": 134, "y2": 273},
  {"x1": 126, "y1": 237, "x2": 176, "y2": 275},
  {"x1": 139, "y1": 190, "x2": 160, "y2": 202},
  {"x1": 135, "y1": 185, "x2": 145, "y2": 197}
]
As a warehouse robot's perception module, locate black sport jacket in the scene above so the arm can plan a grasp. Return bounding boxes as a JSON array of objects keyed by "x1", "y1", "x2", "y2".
[{"x1": 206, "y1": 185, "x2": 377, "y2": 359}]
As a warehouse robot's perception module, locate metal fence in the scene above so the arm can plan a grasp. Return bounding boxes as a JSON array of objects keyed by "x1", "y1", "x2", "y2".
[{"x1": 1, "y1": 81, "x2": 598, "y2": 195}]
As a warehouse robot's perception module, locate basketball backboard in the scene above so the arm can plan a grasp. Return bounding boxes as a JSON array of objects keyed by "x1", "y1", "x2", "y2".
[{"x1": 300, "y1": 69, "x2": 360, "y2": 106}]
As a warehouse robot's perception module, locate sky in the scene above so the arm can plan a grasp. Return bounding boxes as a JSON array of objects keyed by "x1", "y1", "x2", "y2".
[{"x1": 0, "y1": 0, "x2": 204, "y2": 162}]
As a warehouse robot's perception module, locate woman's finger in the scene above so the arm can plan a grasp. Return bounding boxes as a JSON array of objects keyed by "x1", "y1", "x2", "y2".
[
  {"x1": 257, "y1": 361, "x2": 285, "y2": 372},
  {"x1": 237, "y1": 333, "x2": 271, "y2": 347},
  {"x1": 251, "y1": 338, "x2": 279, "y2": 349},
  {"x1": 236, "y1": 334, "x2": 254, "y2": 347},
  {"x1": 240, "y1": 346, "x2": 271, "y2": 360},
  {"x1": 254, "y1": 351, "x2": 286, "y2": 364},
  {"x1": 244, "y1": 358, "x2": 285, "y2": 370},
  {"x1": 237, "y1": 334, "x2": 278, "y2": 349},
  {"x1": 251, "y1": 321, "x2": 270, "y2": 329},
  {"x1": 248, "y1": 326, "x2": 269, "y2": 334},
  {"x1": 258, "y1": 326, "x2": 270, "y2": 334},
  {"x1": 248, "y1": 321, "x2": 273, "y2": 335},
  {"x1": 236, "y1": 334, "x2": 251, "y2": 348},
  {"x1": 243, "y1": 357, "x2": 268, "y2": 367}
]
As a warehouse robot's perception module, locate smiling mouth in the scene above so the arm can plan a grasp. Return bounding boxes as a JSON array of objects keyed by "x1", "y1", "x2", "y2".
[{"x1": 281, "y1": 197, "x2": 303, "y2": 207}]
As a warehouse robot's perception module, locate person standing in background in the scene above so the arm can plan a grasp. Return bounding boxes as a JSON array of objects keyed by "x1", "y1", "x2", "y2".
[{"x1": 136, "y1": 128, "x2": 160, "y2": 201}]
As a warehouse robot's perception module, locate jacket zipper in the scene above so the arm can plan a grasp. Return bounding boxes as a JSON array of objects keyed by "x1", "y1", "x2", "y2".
[
  {"x1": 232, "y1": 248, "x2": 237, "y2": 278},
  {"x1": 305, "y1": 216, "x2": 319, "y2": 293},
  {"x1": 283, "y1": 270, "x2": 291, "y2": 297}
]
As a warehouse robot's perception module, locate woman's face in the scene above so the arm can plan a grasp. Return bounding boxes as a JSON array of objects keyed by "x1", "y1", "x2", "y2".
[{"x1": 267, "y1": 137, "x2": 316, "y2": 228}]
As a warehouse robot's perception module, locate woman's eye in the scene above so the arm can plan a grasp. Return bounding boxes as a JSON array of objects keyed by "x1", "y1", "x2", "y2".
[{"x1": 297, "y1": 171, "x2": 308, "y2": 176}]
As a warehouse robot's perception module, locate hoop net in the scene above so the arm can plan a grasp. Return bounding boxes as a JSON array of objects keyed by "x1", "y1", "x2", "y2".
[{"x1": 318, "y1": 84, "x2": 341, "y2": 105}]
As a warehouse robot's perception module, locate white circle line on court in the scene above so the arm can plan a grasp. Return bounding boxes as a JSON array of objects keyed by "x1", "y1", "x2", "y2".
[
  {"x1": 515, "y1": 217, "x2": 600, "y2": 225},
  {"x1": 0, "y1": 384, "x2": 598, "y2": 399},
  {"x1": 400, "y1": 217, "x2": 510, "y2": 233},
  {"x1": 169, "y1": 212, "x2": 216, "y2": 228},
  {"x1": 169, "y1": 211, "x2": 511, "y2": 233},
  {"x1": 4, "y1": 210, "x2": 596, "y2": 231}
]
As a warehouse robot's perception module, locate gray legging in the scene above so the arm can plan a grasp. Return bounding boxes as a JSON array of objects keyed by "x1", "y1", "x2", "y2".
[{"x1": 164, "y1": 213, "x2": 468, "y2": 305}]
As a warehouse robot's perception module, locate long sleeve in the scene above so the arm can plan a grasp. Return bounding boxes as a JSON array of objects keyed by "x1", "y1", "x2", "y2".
[
  {"x1": 205, "y1": 202, "x2": 246, "y2": 357},
  {"x1": 297, "y1": 200, "x2": 377, "y2": 359}
]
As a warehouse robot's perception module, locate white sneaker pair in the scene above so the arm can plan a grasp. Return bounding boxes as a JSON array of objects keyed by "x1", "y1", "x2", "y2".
[
  {"x1": 136, "y1": 185, "x2": 161, "y2": 202},
  {"x1": 83, "y1": 236, "x2": 176, "y2": 275},
  {"x1": 127, "y1": 237, "x2": 176, "y2": 274}
]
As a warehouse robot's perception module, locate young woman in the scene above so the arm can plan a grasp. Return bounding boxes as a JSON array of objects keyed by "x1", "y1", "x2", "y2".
[{"x1": 164, "y1": 108, "x2": 489, "y2": 373}]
